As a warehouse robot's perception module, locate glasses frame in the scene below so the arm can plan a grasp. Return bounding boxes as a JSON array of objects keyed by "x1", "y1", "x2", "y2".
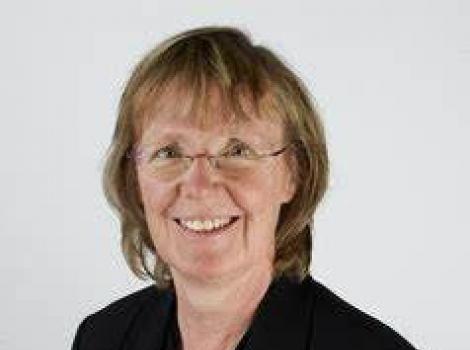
[{"x1": 126, "y1": 141, "x2": 297, "y2": 176}]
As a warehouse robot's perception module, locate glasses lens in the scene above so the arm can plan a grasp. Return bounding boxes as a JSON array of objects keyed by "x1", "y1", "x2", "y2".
[
  {"x1": 143, "y1": 155, "x2": 263, "y2": 180},
  {"x1": 147, "y1": 158, "x2": 186, "y2": 179},
  {"x1": 217, "y1": 156, "x2": 258, "y2": 172}
]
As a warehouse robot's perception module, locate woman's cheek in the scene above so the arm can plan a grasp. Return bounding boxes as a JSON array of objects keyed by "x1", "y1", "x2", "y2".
[
  {"x1": 138, "y1": 179, "x2": 177, "y2": 264},
  {"x1": 235, "y1": 171, "x2": 280, "y2": 211},
  {"x1": 138, "y1": 175, "x2": 176, "y2": 229}
]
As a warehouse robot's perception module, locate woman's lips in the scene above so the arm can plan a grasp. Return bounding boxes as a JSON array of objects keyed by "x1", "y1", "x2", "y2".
[{"x1": 173, "y1": 216, "x2": 240, "y2": 238}]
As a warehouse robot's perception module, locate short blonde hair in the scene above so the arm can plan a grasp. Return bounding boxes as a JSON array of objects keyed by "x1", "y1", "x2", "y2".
[{"x1": 102, "y1": 26, "x2": 329, "y2": 290}]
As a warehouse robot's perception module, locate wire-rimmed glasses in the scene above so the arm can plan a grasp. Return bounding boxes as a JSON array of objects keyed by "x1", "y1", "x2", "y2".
[{"x1": 126, "y1": 141, "x2": 296, "y2": 181}]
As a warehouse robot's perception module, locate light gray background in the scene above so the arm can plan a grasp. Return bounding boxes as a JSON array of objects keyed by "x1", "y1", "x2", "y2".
[{"x1": 1, "y1": 1, "x2": 468, "y2": 349}]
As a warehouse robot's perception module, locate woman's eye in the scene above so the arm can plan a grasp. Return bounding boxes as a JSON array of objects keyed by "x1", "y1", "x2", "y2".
[
  {"x1": 226, "y1": 143, "x2": 253, "y2": 157},
  {"x1": 152, "y1": 146, "x2": 180, "y2": 159}
]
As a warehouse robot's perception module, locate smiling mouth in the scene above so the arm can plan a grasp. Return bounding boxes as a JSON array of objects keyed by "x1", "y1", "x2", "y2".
[{"x1": 174, "y1": 216, "x2": 240, "y2": 236}]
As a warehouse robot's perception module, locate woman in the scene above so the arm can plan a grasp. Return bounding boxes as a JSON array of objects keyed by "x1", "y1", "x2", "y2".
[{"x1": 72, "y1": 26, "x2": 416, "y2": 350}]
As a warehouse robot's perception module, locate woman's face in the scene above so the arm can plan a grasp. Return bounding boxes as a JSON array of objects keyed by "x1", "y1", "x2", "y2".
[{"x1": 135, "y1": 93, "x2": 296, "y2": 284}]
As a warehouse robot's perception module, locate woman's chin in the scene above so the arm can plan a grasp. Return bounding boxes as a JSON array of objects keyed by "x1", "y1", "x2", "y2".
[
  {"x1": 171, "y1": 263, "x2": 236, "y2": 284},
  {"x1": 171, "y1": 250, "x2": 248, "y2": 284}
]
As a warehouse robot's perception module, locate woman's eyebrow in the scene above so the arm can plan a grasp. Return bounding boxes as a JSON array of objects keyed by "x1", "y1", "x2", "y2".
[
  {"x1": 140, "y1": 131, "x2": 187, "y2": 147},
  {"x1": 147, "y1": 131, "x2": 260, "y2": 145},
  {"x1": 140, "y1": 122, "x2": 274, "y2": 149},
  {"x1": 152, "y1": 137, "x2": 252, "y2": 150}
]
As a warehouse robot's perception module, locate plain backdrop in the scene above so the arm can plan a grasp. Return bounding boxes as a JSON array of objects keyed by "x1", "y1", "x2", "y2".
[{"x1": 1, "y1": 1, "x2": 468, "y2": 349}]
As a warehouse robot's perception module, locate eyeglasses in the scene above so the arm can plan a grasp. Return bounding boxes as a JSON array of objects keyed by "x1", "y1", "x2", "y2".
[{"x1": 127, "y1": 141, "x2": 295, "y2": 181}]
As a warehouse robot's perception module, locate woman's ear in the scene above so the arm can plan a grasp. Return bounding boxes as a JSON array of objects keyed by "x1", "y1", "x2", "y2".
[
  {"x1": 281, "y1": 154, "x2": 298, "y2": 204},
  {"x1": 284, "y1": 173, "x2": 297, "y2": 203}
]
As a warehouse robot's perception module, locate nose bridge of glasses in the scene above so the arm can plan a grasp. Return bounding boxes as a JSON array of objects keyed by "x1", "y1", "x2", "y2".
[{"x1": 184, "y1": 154, "x2": 218, "y2": 172}]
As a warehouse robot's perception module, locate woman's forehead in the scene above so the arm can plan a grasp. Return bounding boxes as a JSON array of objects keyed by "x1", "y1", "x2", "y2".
[
  {"x1": 139, "y1": 116, "x2": 283, "y2": 148},
  {"x1": 136, "y1": 79, "x2": 285, "y2": 145},
  {"x1": 137, "y1": 85, "x2": 284, "y2": 146}
]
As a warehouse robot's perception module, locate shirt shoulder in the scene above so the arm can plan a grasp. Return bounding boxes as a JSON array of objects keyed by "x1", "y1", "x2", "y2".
[
  {"x1": 309, "y1": 278, "x2": 417, "y2": 350},
  {"x1": 72, "y1": 285, "x2": 173, "y2": 350}
]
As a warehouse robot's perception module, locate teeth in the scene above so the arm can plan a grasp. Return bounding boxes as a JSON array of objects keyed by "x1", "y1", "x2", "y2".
[{"x1": 180, "y1": 217, "x2": 232, "y2": 231}]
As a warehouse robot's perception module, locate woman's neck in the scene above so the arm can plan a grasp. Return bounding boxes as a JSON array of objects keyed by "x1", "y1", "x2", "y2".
[{"x1": 170, "y1": 265, "x2": 273, "y2": 350}]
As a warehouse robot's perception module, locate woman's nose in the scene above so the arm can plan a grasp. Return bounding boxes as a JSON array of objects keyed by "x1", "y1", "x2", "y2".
[{"x1": 179, "y1": 156, "x2": 219, "y2": 198}]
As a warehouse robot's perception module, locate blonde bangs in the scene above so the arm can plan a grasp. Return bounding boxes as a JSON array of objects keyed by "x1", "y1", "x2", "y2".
[{"x1": 129, "y1": 32, "x2": 287, "y2": 144}]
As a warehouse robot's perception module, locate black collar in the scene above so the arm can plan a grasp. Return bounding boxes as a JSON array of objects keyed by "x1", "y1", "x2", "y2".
[
  {"x1": 244, "y1": 275, "x2": 314, "y2": 350},
  {"x1": 128, "y1": 275, "x2": 315, "y2": 350}
]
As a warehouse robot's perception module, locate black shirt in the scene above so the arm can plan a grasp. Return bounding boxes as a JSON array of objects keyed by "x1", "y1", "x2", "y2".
[
  {"x1": 162, "y1": 300, "x2": 252, "y2": 350},
  {"x1": 72, "y1": 274, "x2": 417, "y2": 350}
]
